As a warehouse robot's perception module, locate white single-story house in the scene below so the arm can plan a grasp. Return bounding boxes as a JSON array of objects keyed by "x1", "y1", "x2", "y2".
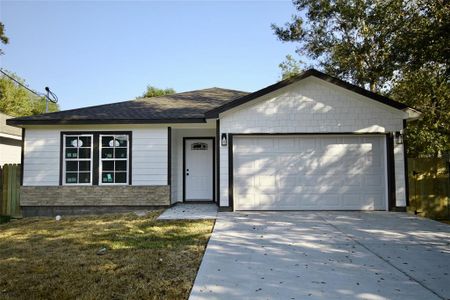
[
  {"x1": 7, "y1": 69, "x2": 420, "y2": 216},
  {"x1": 0, "y1": 112, "x2": 22, "y2": 166}
]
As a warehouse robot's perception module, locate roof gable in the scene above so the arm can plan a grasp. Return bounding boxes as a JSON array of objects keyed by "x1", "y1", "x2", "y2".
[{"x1": 205, "y1": 69, "x2": 414, "y2": 118}]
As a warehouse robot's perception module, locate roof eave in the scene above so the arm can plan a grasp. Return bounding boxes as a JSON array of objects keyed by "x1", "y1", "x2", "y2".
[
  {"x1": 403, "y1": 108, "x2": 422, "y2": 121},
  {"x1": 6, "y1": 118, "x2": 207, "y2": 126}
]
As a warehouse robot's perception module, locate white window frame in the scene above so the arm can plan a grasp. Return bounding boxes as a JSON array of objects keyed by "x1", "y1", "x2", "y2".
[
  {"x1": 99, "y1": 134, "x2": 129, "y2": 185},
  {"x1": 63, "y1": 134, "x2": 94, "y2": 186}
]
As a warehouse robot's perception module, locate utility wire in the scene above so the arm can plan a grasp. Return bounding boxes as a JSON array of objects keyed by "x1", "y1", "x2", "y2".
[{"x1": 0, "y1": 68, "x2": 58, "y2": 103}]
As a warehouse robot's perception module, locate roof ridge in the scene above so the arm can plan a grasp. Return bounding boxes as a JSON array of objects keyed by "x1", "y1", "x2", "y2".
[{"x1": 136, "y1": 87, "x2": 249, "y2": 101}]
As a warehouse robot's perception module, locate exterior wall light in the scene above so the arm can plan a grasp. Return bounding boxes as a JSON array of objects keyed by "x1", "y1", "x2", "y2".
[
  {"x1": 221, "y1": 133, "x2": 228, "y2": 146},
  {"x1": 395, "y1": 130, "x2": 403, "y2": 144}
]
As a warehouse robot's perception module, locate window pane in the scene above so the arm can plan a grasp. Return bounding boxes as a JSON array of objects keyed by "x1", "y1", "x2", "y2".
[
  {"x1": 66, "y1": 161, "x2": 78, "y2": 172},
  {"x1": 79, "y1": 148, "x2": 91, "y2": 159},
  {"x1": 115, "y1": 172, "x2": 127, "y2": 183},
  {"x1": 102, "y1": 148, "x2": 114, "y2": 159},
  {"x1": 116, "y1": 136, "x2": 128, "y2": 147},
  {"x1": 64, "y1": 135, "x2": 93, "y2": 185},
  {"x1": 66, "y1": 172, "x2": 78, "y2": 183},
  {"x1": 102, "y1": 161, "x2": 114, "y2": 171},
  {"x1": 102, "y1": 172, "x2": 114, "y2": 183},
  {"x1": 79, "y1": 161, "x2": 90, "y2": 171},
  {"x1": 66, "y1": 148, "x2": 78, "y2": 158},
  {"x1": 115, "y1": 161, "x2": 127, "y2": 171},
  {"x1": 99, "y1": 134, "x2": 129, "y2": 184},
  {"x1": 115, "y1": 148, "x2": 127, "y2": 158},
  {"x1": 102, "y1": 136, "x2": 114, "y2": 147},
  {"x1": 66, "y1": 137, "x2": 78, "y2": 148},
  {"x1": 192, "y1": 142, "x2": 208, "y2": 150},
  {"x1": 79, "y1": 136, "x2": 91, "y2": 147},
  {"x1": 79, "y1": 172, "x2": 91, "y2": 183}
]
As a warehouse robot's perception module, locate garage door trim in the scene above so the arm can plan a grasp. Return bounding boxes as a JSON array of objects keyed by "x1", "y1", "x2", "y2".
[{"x1": 228, "y1": 132, "x2": 394, "y2": 211}]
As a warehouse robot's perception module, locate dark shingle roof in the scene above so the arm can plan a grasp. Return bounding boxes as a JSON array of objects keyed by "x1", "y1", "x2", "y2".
[
  {"x1": 7, "y1": 69, "x2": 419, "y2": 127},
  {"x1": 7, "y1": 88, "x2": 249, "y2": 125}
]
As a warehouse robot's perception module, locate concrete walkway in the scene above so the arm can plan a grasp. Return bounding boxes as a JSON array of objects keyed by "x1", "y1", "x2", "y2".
[
  {"x1": 157, "y1": 203, "x2": 218, "y2": 220},
  {"x1": 190, "y1": 212, "x2": 450, "y2": 300}
]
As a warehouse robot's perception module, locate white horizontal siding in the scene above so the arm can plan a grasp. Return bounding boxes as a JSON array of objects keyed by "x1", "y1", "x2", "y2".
[
  {"x1": 0, "y1": 143, "x2": 21, "y2": 166},
  {"x1": 23, "y1": 126, "x2": 168, "y2": 186},
  {"x1": 132, "y1": 128, "x2": 168, "y2": 185},
  {"x1": 394, "y1": 143, "x2": 406, "y2": 206},
  {"x1": 24, "y1": 129, "x2": 60, "y2": 186},
  {"x1": 219, "y1": 77, "x2": 406, "y2": 207}
]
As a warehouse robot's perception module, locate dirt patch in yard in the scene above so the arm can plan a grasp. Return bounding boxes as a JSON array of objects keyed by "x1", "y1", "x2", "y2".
[{"x1": 0, "y1": 210, "x2": 214, "y2": 300}]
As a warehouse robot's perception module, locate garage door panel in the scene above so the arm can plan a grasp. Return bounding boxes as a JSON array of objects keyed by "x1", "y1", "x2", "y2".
[
  {"x1": 364, "y1": 175, "x2": 383, "y2": 186},
  {"x1": 233, "y1": 135, "x2": 387, "y2": 210},
  {"x1": 234, "y1": 139, "x2": 275, "y2": 154},
  {"x1": 276, "y1": 138, "x2": 297, "y2": 152},
  {"x1": 234, "y1": 175, "x2": 254, "y2": 188}
]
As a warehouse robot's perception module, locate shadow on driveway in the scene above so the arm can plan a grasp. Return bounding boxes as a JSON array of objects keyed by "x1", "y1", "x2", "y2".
[{"x1": 190, "y1": 212, "x2": 450, "y2": 300}]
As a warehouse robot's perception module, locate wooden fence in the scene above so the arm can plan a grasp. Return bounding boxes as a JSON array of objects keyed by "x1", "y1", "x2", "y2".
[
  {"x1": 0, "y1": 164, "x2": 21, "y2": 218},
  {"x1": 408, "y1": 158, "x2": 450, "y2": 219}
]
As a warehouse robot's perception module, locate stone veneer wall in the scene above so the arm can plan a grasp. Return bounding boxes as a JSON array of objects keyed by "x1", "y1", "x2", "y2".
[{"x1": 21, "y1": 186, "x2": 170, "y2": 207}]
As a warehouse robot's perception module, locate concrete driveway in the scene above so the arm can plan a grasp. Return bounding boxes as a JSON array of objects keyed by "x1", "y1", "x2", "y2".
[{"x1": 190, "y1": 212, "x2": 450, "y2": 300}]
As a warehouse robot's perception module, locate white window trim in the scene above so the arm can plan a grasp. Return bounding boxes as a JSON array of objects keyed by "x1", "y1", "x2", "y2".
[
  {"x1": 99, "y1": 134, "x2": 129, "y2": 185},
  {"x1": 63, "y1": 134, "x2": 94, "y2": 186}
]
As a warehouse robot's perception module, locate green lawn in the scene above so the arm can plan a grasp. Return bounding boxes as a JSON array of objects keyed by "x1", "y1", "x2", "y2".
[{"x1": 0, "y1": 211, "x2": 214, "y2": 300}]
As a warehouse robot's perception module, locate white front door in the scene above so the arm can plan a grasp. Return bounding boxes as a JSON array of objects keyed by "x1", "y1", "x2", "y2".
[{"x1": 185, "y1": 139, "x2": 213, "y2": 201}]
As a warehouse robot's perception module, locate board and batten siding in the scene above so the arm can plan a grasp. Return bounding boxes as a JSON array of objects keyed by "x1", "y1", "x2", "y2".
[
  {"x1": 23, "y1": 126, "x2": 168, "y2": 186},
  {"x1": 219, "y1": 76, "x2": 408, "y2": 208}
]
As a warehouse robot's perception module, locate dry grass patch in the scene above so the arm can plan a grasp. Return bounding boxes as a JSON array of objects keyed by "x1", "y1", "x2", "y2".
[{"x1": 0, "y1": 211, "x2": 214, "y2": 300}]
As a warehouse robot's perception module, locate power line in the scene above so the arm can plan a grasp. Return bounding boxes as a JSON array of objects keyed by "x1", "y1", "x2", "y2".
[
  {"x1": 0, "y1": 68, "x2": 57, "y2": 103},
  {"x1": 0, "y1": 68, "x2": 43, "y2": 97}
]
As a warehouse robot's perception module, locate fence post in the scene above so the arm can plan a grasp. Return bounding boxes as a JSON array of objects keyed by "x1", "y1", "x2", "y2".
[
  {"x1": 14, "y1": 164, "x2": 21, "y2": 217},
  {"x1": 0, "y1": 165, "x2": 3, "y2": 215}
]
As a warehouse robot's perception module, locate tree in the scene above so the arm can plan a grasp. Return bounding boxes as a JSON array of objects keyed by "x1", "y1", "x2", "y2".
[
  {"x1": 390, "y1": 66, "x2": 450, "y2": 157},
  {"x1": 279, "y1": 55, "x2": 303, "y2": 80},
  {"x1": 140, "y1": 86, "x2": 175, "y2": 98},
  {"x1": 272, "y1": 0, "x2": 450, "y2": 156},
  {"x1": 0, "y1": 22, "x2": 8, "y2": 55},
  {"x1": 0, "y1": 72, "x2": 59, "y2": 117}
]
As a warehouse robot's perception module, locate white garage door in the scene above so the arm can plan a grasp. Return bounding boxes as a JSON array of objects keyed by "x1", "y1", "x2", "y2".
[{"x1": 233, "y1": 135, "x2": 387, "y2": 210}]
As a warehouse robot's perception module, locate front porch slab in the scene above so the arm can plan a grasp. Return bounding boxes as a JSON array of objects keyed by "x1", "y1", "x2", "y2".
[{"x1": 158, "y1": 203, "x2": 218, "y2": 220}]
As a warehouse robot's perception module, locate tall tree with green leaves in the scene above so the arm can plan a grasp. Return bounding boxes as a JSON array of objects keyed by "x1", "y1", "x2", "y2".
[
  {"x1": 272, "y1": 0, "x2": 450, "y2": 156},
  {"x1": 279, "y1": 54, "x2": 303, "y2": 80},
  {"x1": 390, "y1": 66, "x2": 450, "y2": 157},
  {"x1": 140, "y1": 86, "x2": 175, "y2": 98},
  {"x1": 0, "y1": 22, "x2": 8, "y2": 55},
  {"x1": 0, "y1": 72, "x2": 59, "y2": 116}
]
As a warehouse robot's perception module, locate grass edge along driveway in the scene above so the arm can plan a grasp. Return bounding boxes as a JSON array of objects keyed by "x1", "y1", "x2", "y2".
[{"x1": 0, "y1": 210, "x2": 214, "y2": 300}]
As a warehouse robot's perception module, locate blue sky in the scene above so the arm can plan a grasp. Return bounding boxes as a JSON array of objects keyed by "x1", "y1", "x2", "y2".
[{"x1": 0, "y1": 1, "x2": 299, "y2": 110}]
